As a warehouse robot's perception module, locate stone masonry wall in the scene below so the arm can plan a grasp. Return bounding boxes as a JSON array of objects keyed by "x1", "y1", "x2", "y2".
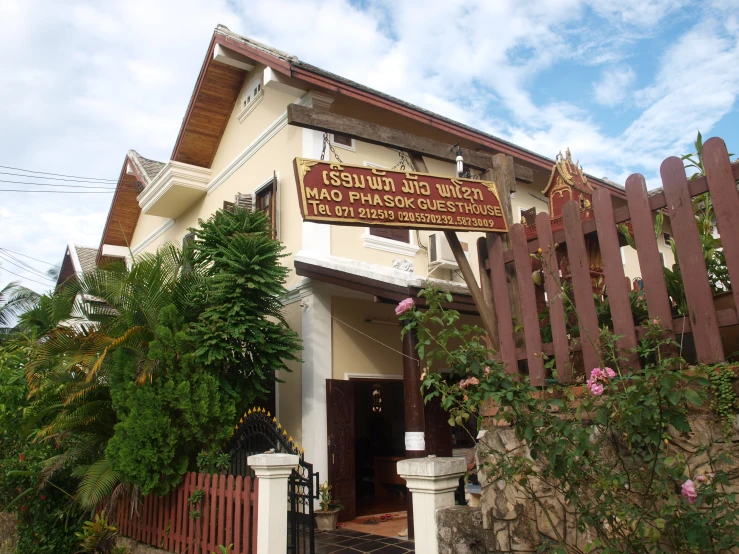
[{"x1": 443, "y1": 413, "x2": 739, "y2": 553}]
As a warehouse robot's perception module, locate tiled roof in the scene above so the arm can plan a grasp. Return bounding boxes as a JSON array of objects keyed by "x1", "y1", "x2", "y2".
[
  {"x1": 74, "y1": 246, "x2": 98, "y2": 274},
  {"x1": 128, "y1": 150, "x2": 165, "y2": 185}
]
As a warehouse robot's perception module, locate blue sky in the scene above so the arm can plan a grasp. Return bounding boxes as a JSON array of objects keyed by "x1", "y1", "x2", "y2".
[{"x1": 0, "y1": 0, "x2": 737, "y2": 293}]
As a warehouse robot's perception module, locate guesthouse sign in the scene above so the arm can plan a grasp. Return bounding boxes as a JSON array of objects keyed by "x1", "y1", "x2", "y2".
[{"x1": 293, "y1": 158, "x2": 508, "y2": 233}]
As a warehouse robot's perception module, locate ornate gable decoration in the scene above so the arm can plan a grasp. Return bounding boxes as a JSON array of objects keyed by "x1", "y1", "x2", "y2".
[{"x1": 542, "y1": 148, "x2": 594, "y2": 219}]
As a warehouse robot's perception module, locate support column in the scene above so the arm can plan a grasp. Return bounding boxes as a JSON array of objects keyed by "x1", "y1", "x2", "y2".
[
  {"x1": 403, "y1": 330, "x2": 425, "y2": 539},
  {"x1": 248, "y1": 453, "x2": 299, "y2": 554},
  {"x1": 397, "y1": 457, "x2": 466, "y2": 554},
  {"x1": 301, "y1": 285, "x2": 332, "y2": 505}
]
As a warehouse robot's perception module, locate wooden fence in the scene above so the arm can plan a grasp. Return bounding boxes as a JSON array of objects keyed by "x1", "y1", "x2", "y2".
[
  {"x1": 481, "y1": 137, "x2": 739, "y2": 384},
  {"x1": 115, "y1": 472, "x2": 258, "y2": 554}
]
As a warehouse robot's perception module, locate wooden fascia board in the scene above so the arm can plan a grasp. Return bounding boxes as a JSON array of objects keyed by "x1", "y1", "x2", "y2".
[
  {"x1": 291, "y1": 66, "x2": 549, "y2": 169},
  {"x1": 214, "y1": 34, "x2": 292, "y2": 75},
  {"x1": 287, "y1": 104, "x2": 534, "y2": 183},
  {"x1": 289, "y1": 66, "x2": 626, "y2": 197},
  {"x1": 96, "y1": 158, "x2": 135, "y2": 264}
]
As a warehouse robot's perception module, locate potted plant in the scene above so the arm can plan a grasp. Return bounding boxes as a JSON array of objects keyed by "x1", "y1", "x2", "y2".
[{"x1": 315, "y1": 481, "x2": 343, "y2": 532}]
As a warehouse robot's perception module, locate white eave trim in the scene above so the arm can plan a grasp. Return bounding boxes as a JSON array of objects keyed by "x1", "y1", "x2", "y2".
[
  {"x1": 131, "y1": 219, "x2": 175, "y2": 257},
  {"x1": 207, "y1": 92, "x2": 314, "y2": 196},
  {"x1": 363, "y1": 233, "x2": 420, "y2": 257}
]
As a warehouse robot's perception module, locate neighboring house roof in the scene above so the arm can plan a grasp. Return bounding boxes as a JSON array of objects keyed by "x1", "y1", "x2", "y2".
[
  {"x1": 57, "y1": 243, "x2": 99, "y2": 287},
  {"x1": 97, "y1": 151, "x2": 164, "y2": 263}
]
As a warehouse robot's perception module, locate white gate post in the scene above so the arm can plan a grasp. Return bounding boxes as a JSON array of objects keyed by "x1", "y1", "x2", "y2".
[
  {"x1": 397, "y1": 457, "x2": 466, "y2": 554},
  {"x1": 248, "y1": 453, "x2": 299, "y2": 554}
]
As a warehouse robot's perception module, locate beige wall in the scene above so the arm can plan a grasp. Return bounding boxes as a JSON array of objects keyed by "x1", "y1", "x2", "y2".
[
  {"x1": 331, "y1": 296, "x2": 404, "y2": 380},
  {"x1": 279, "y1": 299, "x2": 303, "y2": 447}
]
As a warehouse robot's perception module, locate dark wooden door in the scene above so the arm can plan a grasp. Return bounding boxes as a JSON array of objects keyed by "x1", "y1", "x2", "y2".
[{"x1": 327, "y1": 379, "x2": 356, "y2": 521}]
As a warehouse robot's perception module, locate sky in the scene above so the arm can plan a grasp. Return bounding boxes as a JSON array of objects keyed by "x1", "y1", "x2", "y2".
[{"x1": 0, "y1": 0, "x2": 738, "y2": 293}]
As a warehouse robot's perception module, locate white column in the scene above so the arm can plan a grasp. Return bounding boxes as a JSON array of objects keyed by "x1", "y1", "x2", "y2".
[
  {"x1": 397, "y1": 457, "x2": 466, "y2": 554},
  {"x1": 301, "y1": 284, "x2": 332, "y2": 502},
  {"x1": 248, "y1": 453, "x2": 299, "y2": 554}
]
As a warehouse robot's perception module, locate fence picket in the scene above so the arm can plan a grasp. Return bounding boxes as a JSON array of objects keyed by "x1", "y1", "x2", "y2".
[
  {"x1": 562, "y1": 201, "x2": 601, "y2": 376},
  {"x1": 487, "y1": 233, "x2": 518, "y2": 373},
  {"x1": 593, "y1": 189, "x2": 640, "y2": 369},
  {"x1": 243, "y1": 477, "x2": 252, "y2": 554},
  {"x1": 535, "y1": 212, "x2": 571, "y2": 383},
  {"x1": 209, "y1": 474, "x2": 218, "y2": 554},
  {"x1": 511, "y1": 223, "x2": 545, "y2": 385},
  {"x1": 703, "y1": 137, "x2": 739, "y2": 315},
  {"x1": 661, "y1": 156, "x2": 724, "y2": 362},
  {"x1": 624, "y1": 175, "x2": 675, "y2": 332},
  {"x1": 217, "y1": 475, "x2": 226, "y2": 548},
  {"x1": 226, "y1": 475, "x2": 234, "y2": 550},
  {"x1": 234, "y1": 476, "x2": 242, "y2": 554}
]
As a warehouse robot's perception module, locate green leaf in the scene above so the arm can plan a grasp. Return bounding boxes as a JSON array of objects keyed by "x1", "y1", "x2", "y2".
[{"x1": 683, "y1": 389, "x2": 703, "y2": 406}]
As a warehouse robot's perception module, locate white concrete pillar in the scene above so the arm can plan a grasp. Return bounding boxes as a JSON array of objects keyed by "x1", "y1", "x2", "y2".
[
  {"x1": 397, "y1": 456, "x2": 466, "y2": 554},
  {"x1": 300, "y1": 284, "x2": 332, "y2": 505},
  {"x1": 248, "y1": 453, "x2": 299, "y2": 554}
]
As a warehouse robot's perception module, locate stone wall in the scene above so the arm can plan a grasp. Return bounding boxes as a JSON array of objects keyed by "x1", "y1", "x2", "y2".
[
  {"x1": 437, "y1": 506, "x2": 487, "y2": 553},
  {"x1": 473, "y1": 413, "x2": 739, "y2": 553},
  {"x1": 117, "y1": 537, "x2": 169, "y2": 554}
]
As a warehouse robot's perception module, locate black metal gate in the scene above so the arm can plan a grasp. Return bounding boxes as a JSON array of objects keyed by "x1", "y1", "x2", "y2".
[{"x1": 226, "y1": 408, "x2": 317, "y2": 554}]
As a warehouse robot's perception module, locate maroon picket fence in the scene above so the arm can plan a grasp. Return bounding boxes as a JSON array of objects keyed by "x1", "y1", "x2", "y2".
[
  {"x1": 481, "y1": 137, "x2": 739, "y2": 383},
  {"x1": 115, "y1": 472, "x2": 258, "y2": 554}
]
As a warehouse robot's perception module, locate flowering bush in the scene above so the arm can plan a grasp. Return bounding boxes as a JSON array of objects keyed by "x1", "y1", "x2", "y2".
[{"x1": 398, "y1": 288, "x2": 739, "y2": 553}]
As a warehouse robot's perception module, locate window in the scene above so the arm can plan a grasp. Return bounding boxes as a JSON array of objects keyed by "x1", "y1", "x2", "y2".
[
  {"x1": 663, "y1": 232, "x2": 671, "y2": 245},
  {"x1": 330, "y1": 133, "x2": 355, "y2": 151},
  {"x1": 370, "y1": 227, "x2": 409, "y2": 243},
  {"x1": 256, "y1": 180, "x2": 276, "y2": 236},
  {"x1": 520, "y1": 207, "x2": 536, "y2": 226},
  {"x1": 243, "y1": 80, "x2": 262, "y2": 108}
]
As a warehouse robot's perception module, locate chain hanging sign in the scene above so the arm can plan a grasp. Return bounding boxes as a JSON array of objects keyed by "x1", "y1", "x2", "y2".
[{"x1": 293, "y1": 158, "x2": 509, "y2": 233}]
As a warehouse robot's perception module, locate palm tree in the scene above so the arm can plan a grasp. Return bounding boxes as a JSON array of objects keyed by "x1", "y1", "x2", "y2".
[
  {"x1": 23, "y1": 245, "x2": 206, "y2": 510},
  {"x1": 0, "y1": 281, "x2": 39, "y2": 335}
]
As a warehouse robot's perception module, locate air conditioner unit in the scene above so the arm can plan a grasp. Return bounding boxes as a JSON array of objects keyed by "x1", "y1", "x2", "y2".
[{"x1": 428, "y1": 233, "x2": 469, "y2": 270}]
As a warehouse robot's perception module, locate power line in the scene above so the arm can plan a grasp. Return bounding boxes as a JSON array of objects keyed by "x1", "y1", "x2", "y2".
[
  {"x1": 0, "y1": 247, "x2": 57, "y2": 267},
  {"x1": 0, "y1": 265, "x2": 54, "y2": 287},
  {"x1": 0, "y1": 252, "x2": 55, "y2": 281},
  {"x1": 0, "y1": 165, "x2": 117, "y2": 182},
  {"x1": 0, "y1": 179, "x2": 115, "y2": 190},
  {"x1": 0, "y1": 249, "x2": 55, "y2": 277},
  {"x1": 0, "y1": 189, "x2": 113, "y2": 194},
  {"x1": 0, "y1": 171, "x2": 118, "y2": 184}
]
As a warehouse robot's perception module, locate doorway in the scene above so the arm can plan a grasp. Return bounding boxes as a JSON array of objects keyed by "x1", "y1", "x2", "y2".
[{"x1": 353, "y1": 380, "x2": 406, "y2": 516}]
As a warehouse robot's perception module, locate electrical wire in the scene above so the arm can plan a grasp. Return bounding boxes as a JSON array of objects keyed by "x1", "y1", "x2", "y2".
[
  {"x1": 0, "y1": 165, "x2": 116, "y2": 182},
  {"x1": 0, "y1": 189, "x2": 113, "y2": 194},
  {"x1": 0, "y1": 171, "x2": 118, "y2": 184},
  {"x1": 0, "y1": 265, "x2": 54, "y2": 287},
  {"x1": 0, "y1": 249, "x2": 56, "y2": 276},
  {"x1": 0, "y1": 179, "x2": 115, "y2": 189},
  {"x1": 0, "y1": 252, "x2": 55, "y2": 281},
  {"x1": 0, "y1": 248, "x2": 56, "y2": 266}
]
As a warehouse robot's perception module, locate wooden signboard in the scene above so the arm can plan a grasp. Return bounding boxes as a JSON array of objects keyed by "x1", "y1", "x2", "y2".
[{"x1": 293, "y1": 158, "x2": 508, "y2": 233}]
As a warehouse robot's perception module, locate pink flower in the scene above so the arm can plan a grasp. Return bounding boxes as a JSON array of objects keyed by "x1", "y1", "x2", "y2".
[
  {"x1": 484, "y1": 366, "x2": 491, "y2": 374},
  {"x1": 652, "y1": 318, "x2": 659, "y2": 325},
  {"x1": 467, "y1": 377, "x2": 479, "y2": 386},
  {"x1": 681, "y1": 480, "x2": 697, "y2": 504},
  {"x1": 459, "y1": 379, "x2": 468, "y2": 389},
  {"x1": 395, "y1": 298, "x2": 415, "y2": 316},
  {"x1": 696, "y1": 475, "x2": 707, "y2": 483},
  {"x1": 586, "y1": 367, "x2": 615, "y2": 396}
]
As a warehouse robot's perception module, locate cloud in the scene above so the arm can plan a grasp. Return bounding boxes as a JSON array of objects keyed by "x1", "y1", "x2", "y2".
[
  {"x1": 0, "y1": 0, "x2": 737, "y2": 292},
  {"x1": 592, "y1": 66, "x2": 636, "y2": 107}
]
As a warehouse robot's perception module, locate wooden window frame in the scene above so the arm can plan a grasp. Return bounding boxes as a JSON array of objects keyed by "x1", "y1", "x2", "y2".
[
  {"x1": 330, "y1": 133, "x2": 356, "y2": 151},
  {"x1": 255, "y1": 177, "x2": 278, "y2": 238}
]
